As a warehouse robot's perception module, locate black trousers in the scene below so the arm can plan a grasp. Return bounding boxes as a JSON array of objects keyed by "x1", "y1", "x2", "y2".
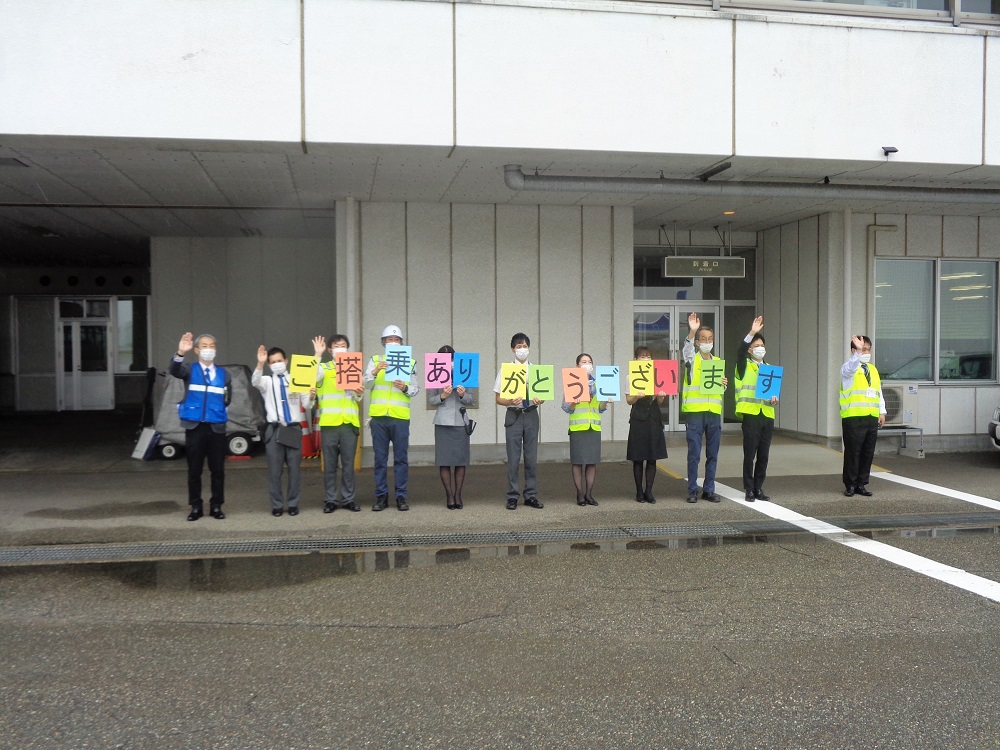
[
  {"x1": 842, "y1": 416, "x2": 879, "y2": 489},
  {"x1": 741, "y1": 412, "x2": 774, "y2": 493},
  {"x1": 186, "y1": 422, "x2": 227, "y2": 506}
]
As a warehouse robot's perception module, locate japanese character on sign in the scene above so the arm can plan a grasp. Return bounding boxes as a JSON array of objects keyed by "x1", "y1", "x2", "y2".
[
  {"x1": 500, "y1": 363, "x2": 527, "y2": 401},
  {"x1": 755, "y1": 365, "x2": 783, "y2": 400},
  {"x1": 628, "y1": 360, "x2": 654, "y2": 396},
  {"x1": 288, "y1": 354, "x2": 317, "y2": 394},
  {"x1": 453, "y1": 352, "x2": 479, "y2": 388},
  {"x1": 595, "y1": 365, "x2": 620, "y2": 401},
  {"x1": 334, "y1": 351, "x2": 364, "y2": 390},
  {"x1": 561, "y1": 368, "x2": 588, "y2": 404},
  {"x1": 529, "y1": 365, "x2": 555, "y2": 401},
  {"x1": 424, "y1": 353, "x2": 452, "y2": 389},
  {"x1": 653, "y1": 359, "x2": 679, "y2": 396},
  {"x1": 700, "y1": 359, "x2": 726, "y2": 394},
  {"x1": 384, "y1": 345, "x2": 413, "y2": 384}
]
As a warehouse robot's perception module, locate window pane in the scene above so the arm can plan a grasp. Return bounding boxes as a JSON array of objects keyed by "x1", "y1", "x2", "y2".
[
  {"x1": 116, "y1": 297, "x2": 149, "y2": 372},
  {"x1": 634, "y1": 246, "x2": 720, "y2": 301},
  {"x1": 723, "y1": 248, "x2": 756, "y2": 301},
  {"x1": 938, "y1": 261, "x2": 996, "y2": 381},
  {"x1": 875, "y1": 259, "x2": 934, "y2": 380},
  {"x1": 59, "y1": 299, "x2": 84, "y2": 318},
  {"x1": 800, "y1": 0, "x2": 948, "y2": 10},
  {"x1": 87, "y1": 299, "x2": 110, "y2": 318}
]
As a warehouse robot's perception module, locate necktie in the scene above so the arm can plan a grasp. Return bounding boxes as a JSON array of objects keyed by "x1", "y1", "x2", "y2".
[
  {"x1": 204, "y1": 367, "x2": 211, "y2": 381},
  {"x1": 861, "y1": 363, "x2": 871, "y2": 385},
  {"x1": 279, "y1": 376, "x2": 292, "y2": 423}
]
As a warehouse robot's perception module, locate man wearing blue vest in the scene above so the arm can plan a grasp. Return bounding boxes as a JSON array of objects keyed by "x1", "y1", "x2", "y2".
[
  {"x1": 365, "y1": 324, "x2": 418, "y2": 511},
  {"x1": 840, "y1": 334, "x2": 886, "y2": 497},
  {"x1": 683, "y1": 313, "x2": 728, "y2": 504},
  {"x1": 170, "y1": 332, "x2": 232, "y2": 521}
]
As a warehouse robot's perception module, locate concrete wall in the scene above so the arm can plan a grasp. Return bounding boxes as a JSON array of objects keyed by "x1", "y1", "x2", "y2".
[
  {"x1": 150, "y1": 236, "x2": 337, "y2": 376},
  {"x1": 339, "y1": 201, "x2": 634, "y2": 455},
  {"x1": 2, "y1": 1, "x2": 997, "y2": 167},
  {"x1": 762, "y1": 211, "x2": 1000, "y2": 446}
]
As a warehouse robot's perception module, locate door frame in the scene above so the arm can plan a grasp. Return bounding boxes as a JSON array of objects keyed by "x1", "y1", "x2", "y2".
[{"x1": 56, "y1": 319, "x2": 114, "y2": 411}]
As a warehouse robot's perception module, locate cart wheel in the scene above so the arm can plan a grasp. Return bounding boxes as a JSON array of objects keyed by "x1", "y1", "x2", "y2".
[
  {"x1": 158, "y1": 443, "x2": 180, "y2": 460},
  {"x1": 228, "y1": 433, "x2": 251, "y2": 456}
]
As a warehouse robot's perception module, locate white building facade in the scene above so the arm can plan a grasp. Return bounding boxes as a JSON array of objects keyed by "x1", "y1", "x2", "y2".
[{"x1": 1, "y1": 0, "x2": 998, "y2": 456}]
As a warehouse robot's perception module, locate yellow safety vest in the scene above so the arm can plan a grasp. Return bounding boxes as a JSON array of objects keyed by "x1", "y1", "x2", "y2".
[
  {"x1": 734, "y1": 360, "x2": 776, "y2": 420},
  {"x1": 681, "y1": 355, "x2": 724, "y2": 415},
  {"x1": 839, "y1": 363, "x2": 882, "y2": 418},
  {"x1": 568, "y1": 395, "x2": 602, "y2": 432},
  {"x1": 369, "y1": 354, "x2": 413, "y2": 420},
  {"x1": 316, "y1": 362, "x2": 360, "y2": 428}
]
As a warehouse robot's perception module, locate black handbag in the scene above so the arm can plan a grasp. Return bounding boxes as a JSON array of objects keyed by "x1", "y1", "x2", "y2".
[
  {"x1": 460, "y1": 407, "x2": 477, "y2": 436},
  {"x1": 275, "y1": 424, "x2": 301, "y2": 449}
]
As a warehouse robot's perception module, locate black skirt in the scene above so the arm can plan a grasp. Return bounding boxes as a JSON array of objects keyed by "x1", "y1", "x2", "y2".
[{"x1": 626, "y1": 397, "x2": 668, "y2": 461}]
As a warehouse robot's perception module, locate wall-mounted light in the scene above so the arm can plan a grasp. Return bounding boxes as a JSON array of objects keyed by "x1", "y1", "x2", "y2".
[{"x1": 882, "y1": 146, "x2": 898, "y2": 156}]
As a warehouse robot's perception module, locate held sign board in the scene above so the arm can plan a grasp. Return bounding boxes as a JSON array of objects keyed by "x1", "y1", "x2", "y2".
[{"x1": 664, "y1": 256, "x2": 745, "y2": 278}]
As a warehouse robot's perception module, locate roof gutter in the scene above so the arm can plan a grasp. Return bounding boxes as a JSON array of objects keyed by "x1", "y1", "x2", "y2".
[{"x1": 503, "y1": 164, "x2": 1000, "y2": 205}]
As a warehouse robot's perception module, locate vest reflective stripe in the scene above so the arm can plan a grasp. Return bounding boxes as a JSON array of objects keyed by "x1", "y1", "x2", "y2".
[
  {"x1": 840, "y1": 365, "x2": 881, "y2": 418},
  {"x1": 369, "y1": 355, "x2": 412, "y2": 420},
  {"x1": 568, "y1": 395, "x2": 602, "y2": 432},
  {"x1": 178, "y1": 366, "x2": 227, "y2": 424},
  {"x1": 317, "y1": 362, "x2": 360, "y2": 427},
  {"x1": 681, "y1": 356, "x2": 724, "y2": 415},
  {"x1": 734, "y1": 361, "x2": 775, "y2": 419}
]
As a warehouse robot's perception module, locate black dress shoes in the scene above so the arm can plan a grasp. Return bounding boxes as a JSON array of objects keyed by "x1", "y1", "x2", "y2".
[
  {"x1": 576, "y1": 497, "x2": 587, "y2": 507},
  {"x1": 345, "y1": 502, "x2": 361, "y2": 512},
  {"x1": 855, "y1": 486, "x2": 873, "y2": 497},
  {"x1": 584, "y1": 496, "x2": 598, "y2": 506},
  {"x1": 745, "y1": 491, "x2": 756, "y2": 502},
  {"x1": 635, "y1": 492, "x2": 646, "y2": 503},
  {"x1": 209, "y1": 504, "x2": 225, "y2": 520},
  {"x1": 454, "y1": 495, "x2": 463, "y2": 510},
  {"x1": 288, "y1": 507, "x2": 299, "y2": 516},
  {"x1": 687, "y1": 493, "x2": 698, "y2": 503},
  {"x1": 755, "y1": 491, "x2": 771, "y2": 502},
  {"x1": 272, "y1": 508, "x2": 283, "y2": 517},
  {"x1": 844, "y1": 486, "x2": 856, "y2": 497},
  {"x1": 643, "y1": 491, "x2": 656, "y2": 505},
  {"x1": 523, "y1": 497, "x2": 544, "y2": 509},
  {"x1": 323, "y1": 502, "x2": 336, "y2": 513},
  {"x1": 505, "y1": 498, "x2": 518, "y2": 510},
  {"x1": 187, "y1": 505, "x2": 203, "y2": 522},
  {"x1": 702, "y1": 492, "x2": 722, "y2": 503}
]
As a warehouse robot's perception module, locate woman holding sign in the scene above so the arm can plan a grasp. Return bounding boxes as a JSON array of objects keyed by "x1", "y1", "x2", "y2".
[
  {"x1": 626, "y1": 346, "x2": 668, "y2": 503},
  {"x1": 561, "y1": 353, "x2": 607, "y2": 506},
  {"x1": 428, "y1": 345, "x2": 474, "y2": 510}
]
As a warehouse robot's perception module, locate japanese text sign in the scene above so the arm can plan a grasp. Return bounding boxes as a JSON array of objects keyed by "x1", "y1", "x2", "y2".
[
  {"x1": 700, "y1": 358, "x2": 726, "y2": 395},
  {"x1": 500, "y1": 363, "x2": 527, "y2": 401},
  {"x1": 453, "y1": 352, "x2": 479, "y2": 388},
  {"x1": 529, "y1": 365, "x2": 556, "y2": 401},
  {"x1": 383, "y1": 345, "x2": 413, "y2": 384},
  {"x1": 334, "y1": 351, "x2": 364, "y2": 390},
  {"x1": 594, "y1": 366, "x2": 620, "y2": 401},
  {"x1": 288, "y1": 354, "x2": 317, "y2": 394},
  {"x1": 561, "y1": 368, "x2": 589, "y2": 404},
  {"x1": 654, "y1": 360, "x2": 679, "y2": 396},
  {"x1": 424, "y1": 353, "x2": 452, "y2": 389},
  {"x1": 628, "y1": 360, "x2": 654, "y2": 396},
  {"x1": 755, "y1": 365, "x2": 783, "y2": 400}
]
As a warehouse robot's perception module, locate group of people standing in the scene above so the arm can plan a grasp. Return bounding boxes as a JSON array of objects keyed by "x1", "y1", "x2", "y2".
[{"x1": 169, "y1": 315, "x2": 887, "y2": 521}]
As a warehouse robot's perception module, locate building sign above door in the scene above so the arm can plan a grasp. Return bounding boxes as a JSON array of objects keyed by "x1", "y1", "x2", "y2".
[{"x1": 664, "y1": 257, "x2": 745, "y2": 278}]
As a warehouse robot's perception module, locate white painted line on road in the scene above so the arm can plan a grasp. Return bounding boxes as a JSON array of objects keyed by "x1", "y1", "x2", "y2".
[
  {"x1": 870, "y1": 472, "x2": 1000, "y2": 511},
  {"x1": 710, "y1": 481, "x2": 1000, "y2": 604}
]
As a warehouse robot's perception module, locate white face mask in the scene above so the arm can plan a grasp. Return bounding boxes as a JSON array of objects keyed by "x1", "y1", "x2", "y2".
[
  {"x1": 269, "y1": 361, "x2": 287, "y2": 376},
  {"x1": 198, "y1": 348, "x2": 216, "y2": 363},
  {"x1": 331, "y1": 347, "x2": 347, "y2": 355},
  {"x1": 858, "y1": 353, "x2": 872, "y2": 364},
  {"x1": 583, "y1": 363, "x2": 594, "y2": 375},
  {"x1": 514, "y1": 348, "x2": 529, "y2": 362},
  {"x1": 698, "y1": 342, "x2": 714, "y2": 355},
  {"x1": 751, "y1": 347, "x2": 766, "y2": 361}
]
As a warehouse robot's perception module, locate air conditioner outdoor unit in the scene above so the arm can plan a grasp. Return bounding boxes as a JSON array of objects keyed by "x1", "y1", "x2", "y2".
[{"x1": 882, "y1": 382, "x2": 919, "y2": 427}]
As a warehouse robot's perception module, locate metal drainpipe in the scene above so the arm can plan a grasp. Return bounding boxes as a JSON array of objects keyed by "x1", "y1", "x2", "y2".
[{"x1": 503, "y1": 165, "x2": 1000, "y2": 205}]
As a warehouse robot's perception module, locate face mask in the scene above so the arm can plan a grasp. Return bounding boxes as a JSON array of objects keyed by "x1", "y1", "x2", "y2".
[
  {"x1": 198, "y1": 348, "x2": 216, "y2": 363},
  {"x1": 331, "y1": 347, "x2": 347, "y2": 355},
  {"x1": 751, "y1": 347, "x2": 766, "y2": 361},
  {"x1": 269, "y1": 361, "x2": 287, "y2": 376},
  {"x1": 699, "y1": 343, "x2": 714, "y2": 355},
  {"x1": 583, "y1": 363, "x2": 594, "y2": 376},
  {"x1": 514, "y1": 348, "x2": 529, "y2": 362},
  {"x1": 858, "y1": 353, "x2": 872, "y2": 364}
]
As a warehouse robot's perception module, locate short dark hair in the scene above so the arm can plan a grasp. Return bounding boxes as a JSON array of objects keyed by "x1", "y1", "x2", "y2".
[
  {"x1": 438, "y1": 344, "x2": 455, "y2": 355},
  {"x1": 696, "y1": 327, "x2": 714, "y2": 341},
  {"x1": 576, "y1": 352, "x2": 593, "y2": 366},
  {"x1": 267, "y1": 347, "x2": 286, "y2": 360},
  {"x1": 328, "y1": 334, "x2": 350, "y2": 349},
  {"x1": 634, "y1": 346, "x2": 652, "y2": 358},
  {"x1": 850, "y1": 335, "x2": 873, "y2": 351},
  {"x1": 510, "y1": 333, "x2": 530, "y2": 348},
  {"x1": 749, "y1": 335, "x2": 766, "y2": 347}
]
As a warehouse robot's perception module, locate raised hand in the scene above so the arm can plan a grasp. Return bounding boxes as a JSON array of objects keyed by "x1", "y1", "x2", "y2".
[
  {"x1": 750, "y1": 316, "x2": 764, "y2": 335},
  {"x1": 178, "y1": 332, "x2": 194, "y2": 355},
  {"x1": 852, "y1": 335, "x2": 865, "y2": 352},
  {"x1": 312, "y1": 335, "x2": 327, "y2": 357},
  {"x1": 257, "y1": 345, "x2": 268, "y2": 365},
  {"x1": 687, "y1": 312, "x2": 701, "y2": 334}
]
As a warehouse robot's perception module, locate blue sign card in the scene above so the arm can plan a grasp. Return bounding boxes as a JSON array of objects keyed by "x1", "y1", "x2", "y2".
[
  {"x1": 754, "y1": 365, "x2": 783, "y2": 400},
  {"x1": 594, "y1": 365, "x2": 621, "y2": 401},
  {"x1": 453, "y1": 352, "x2": 480, "y2": 388},
  {"x1": 383, "y1": 345, "x2": 413, "y2": 384}
]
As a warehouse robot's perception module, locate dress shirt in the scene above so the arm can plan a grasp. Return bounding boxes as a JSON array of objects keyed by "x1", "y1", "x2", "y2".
[
  {"x1": 252, "y1": 369, "x2": 313, "y2": 425},
  {"x1": 493, "y1": 361, "x2": 539, "y2": 409}
]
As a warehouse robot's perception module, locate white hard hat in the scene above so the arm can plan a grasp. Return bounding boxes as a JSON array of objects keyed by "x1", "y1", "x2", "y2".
[{"x1": 381, "y1": 324, "x2": 403, "y2": 340}]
